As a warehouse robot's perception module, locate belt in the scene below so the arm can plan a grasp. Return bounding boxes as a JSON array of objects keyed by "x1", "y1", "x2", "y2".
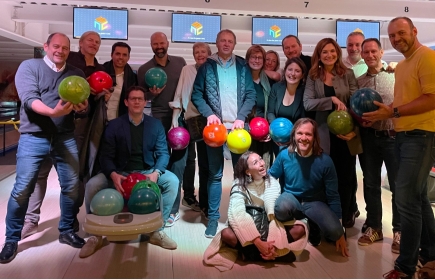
[{"x1": 373, "y1": 129, "x2": 396, "y2": 137}]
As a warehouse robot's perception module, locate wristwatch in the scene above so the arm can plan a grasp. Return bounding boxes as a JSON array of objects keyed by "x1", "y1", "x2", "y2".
[{"x1": 392, "y1": 107, "x2": 401, "y2": 118}]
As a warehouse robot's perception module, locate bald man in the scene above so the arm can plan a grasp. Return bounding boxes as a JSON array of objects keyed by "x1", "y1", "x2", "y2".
[{"x1": 137, "y1": 32, "x2": 186, "y2": 133}]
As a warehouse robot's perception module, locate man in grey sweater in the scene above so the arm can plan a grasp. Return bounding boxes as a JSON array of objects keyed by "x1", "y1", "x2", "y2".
[{"x1": 0, "y1": 33, "x2": 88, "y2": 264}]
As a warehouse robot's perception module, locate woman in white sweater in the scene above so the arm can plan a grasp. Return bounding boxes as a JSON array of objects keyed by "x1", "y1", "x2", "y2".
[{"x1": 203, "y1": 151, "x2": 309, "y2": 271}]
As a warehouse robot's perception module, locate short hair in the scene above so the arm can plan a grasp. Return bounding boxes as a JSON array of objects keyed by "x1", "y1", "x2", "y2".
[
  {"x1": 266, "y1": 50, "x2": 280, "y2": 71},
  {"x1": 283, "y1": 57, "x2": 307, "y2": 85},
  {"x1": 361, "y1": 38, "x2": 382, "y2": 51},
  {"x1": 390, "y1": 16, "x2": 415, "y2": 29},
  {"x1": 281, "y1": 35, "x2": 301, "y2": 48},
  {"x1": 216, "y1": 29, "x2": 237, "y2": 44},
  {"x1": 347, "y1": 31, "x2": 365, "y2": 41},
  {"x1": 287, "y1": 118, "x2": 323, "y2": 156},
  {"x1": 192, "y1": 42, "x2": 212, "y2": 56},
  {"x1": 111, "y1": 42, "x2": 131, "y2": 55},
  {"x1": 245, "y1": 45, "x2": 267, "y2": 70},
  {"x1": 79, "y1": 31, "x2": 100, "y2": 43},
  {"x1": 125, "y1": 86, "x2": 146, "y2": 100},
  {"x1": 46, "y1": 32, "x2": 70, "y2": 45}
]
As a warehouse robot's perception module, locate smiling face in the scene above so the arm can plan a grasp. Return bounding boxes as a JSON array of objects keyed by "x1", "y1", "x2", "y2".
[
  {"x1": 265, "y1": 52, "x2": 278, "y2": 71},
  {"x1": 295, "y1": 122, "x2": 314, "y2": 156},
  {"x1": 44, "y1": 33, "x2": 70, "y2": 69},
  {"x1": 388, "y1": 19, "x2": 417, "y2": 57},
  {"x1": 79, "y1": 33, "x2": 101, "y2": 56},
  {"x1": 282, "y1": 37, "x2": 302, "y2": 60},
  {"x1": 346, "y1": 34, "x2": 364, "y2": 62},
  {"x1": 193, "y1": 46, "x2": 209, "y2": 66},
  {"x1": 150, "y1": 32, "x2": 169, "y2": 59},
  {"x1": 248, "y1": 51, "x2": 264, "y2": 71},
  {"x1": 320, "y1": 43, "x2": 338, "y2": 67},
  {"x1": 111, "y1": 46, "x2": 130, "y2": 69},
  {"x1": 284, "y1": 62, "x2": 303, "y2": 85},
  {"x1": 246, "y1": 153, "x2": 266, "y2": 181},
  {"x1": 361, "y1": 40, "x2": 384, "y2": 69}
]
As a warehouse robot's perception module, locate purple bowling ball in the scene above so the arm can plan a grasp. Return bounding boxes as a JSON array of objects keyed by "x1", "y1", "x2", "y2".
[{"x1": 167, "y1": 127, "x2": 190, "y2": 150}]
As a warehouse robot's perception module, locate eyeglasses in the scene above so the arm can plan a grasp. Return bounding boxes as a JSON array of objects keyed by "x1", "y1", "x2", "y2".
[
  {"x1": 250, "y1": 56, "x2": 263, "y2": 61},
  {"x1": 128, "y1": 97, "x2": 145, "y2": 102}
]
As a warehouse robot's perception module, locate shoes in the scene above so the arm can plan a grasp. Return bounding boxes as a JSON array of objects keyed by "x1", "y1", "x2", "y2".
[
  {"x1": 361, "y1": 222, "x2": 368, "y2": 233},
  {"x1": 59, "y1": 232, "x2": 86, "y2": 248},
  {"x1": 307, "y1": 220, "x2": 321, "y2": 246},
  {"x1": 73, "y1": 218, "x2": 80, "y2": 233},
  {"x1": 21, "y1": 221, "x2": 38, "y2": 239},
  {"x1": 0, "y1": 242, "x2": 18, "y2": 264},
  {"x1": 149, "y1": 231, "x2": 177, "y2": 250},
  {"x1": 182, "y1": 196, "x2": 200, "y2": 212},
  {"x1": 204, "y1": 219, "x2": 218, "y2": 238},
  {"x1": 165, "y1": 212, "x2": 180, "y2": 227},
  {"x1": 383, "y1": 267, "x2": 412, "y2": 279},
  {"x1": 201, "y1": 208, "x2": 209, "y2": 220},
  {"x1": 343, "y1": 212, "x2": 356, "y2": 228},
  {"x1": 391, "y1": 231, "x2": 401, "y2": 254},
  {"x1": 79, "y1": 236, "x2": 103, "y2": 258},
  {"x1": 358, "y1": 227, "x2": 383, "y2": 246}
]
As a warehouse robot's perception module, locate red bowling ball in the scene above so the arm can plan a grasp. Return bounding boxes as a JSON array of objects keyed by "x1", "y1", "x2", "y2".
[
  {"x1": 249, "y1": 117, "x2": 270, "y2": 140},
  {"x1": 88, "y1": 71, "x2": 113, "y2": 93},
  {"x1": 167, "y1": 127, "x2": 190, "y2": 150},
  {"x1": 121, "y1": 173, "x2": 148, "y2": 199}
]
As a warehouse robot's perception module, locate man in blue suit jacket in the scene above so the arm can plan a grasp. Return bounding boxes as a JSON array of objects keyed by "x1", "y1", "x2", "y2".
[{"x1": 82, "y1": 86, "x2": 178, "y2": 257}]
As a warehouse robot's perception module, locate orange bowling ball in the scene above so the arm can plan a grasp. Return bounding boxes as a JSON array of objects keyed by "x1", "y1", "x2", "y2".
[{"x1": 203, "y1": 124, "x2": 228, "y2": 147}]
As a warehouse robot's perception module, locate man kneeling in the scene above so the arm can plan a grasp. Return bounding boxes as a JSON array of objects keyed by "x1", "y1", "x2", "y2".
[{"x1": 81, "y1": 86, "x2": 178, "y2": 257}]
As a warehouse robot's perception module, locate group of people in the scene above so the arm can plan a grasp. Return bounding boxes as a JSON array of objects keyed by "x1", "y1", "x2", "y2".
[{"x1": 0, "y1": 15, "x2": 433, "y2": 279}]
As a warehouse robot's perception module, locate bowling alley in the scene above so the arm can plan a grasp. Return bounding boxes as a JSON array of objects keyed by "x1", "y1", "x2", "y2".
[{"x1": 1, "y1": 0, "x2": 435, "y2": 279}]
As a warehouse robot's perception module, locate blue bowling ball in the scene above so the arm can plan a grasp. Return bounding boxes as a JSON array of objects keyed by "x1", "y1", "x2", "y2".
[
  {"x1": 90, "y1": 189, "x2": 124, "y2": 216},
  {"x1": 269, "y1": 118, "x2": 293, "y2": 143},
  {"x1": 128, "y1": 187, "x2": 159, "y2": 214},
  {"x1": 350, "y1": 87, "x2": 383, "y2": 117}
]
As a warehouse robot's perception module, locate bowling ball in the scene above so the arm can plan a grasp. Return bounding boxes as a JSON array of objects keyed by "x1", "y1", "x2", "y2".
[
  {"x1": 249, "y1": 117, "x2": 270, "y2": 140},
  {"x1": 327, "y1": 110, "x2": 354, "y2": 135},
  {"x1": 90, "y1": 188, "x2": 124, "y2": 216},
  {"x1": 58, "y1": 75, "x2": 90, "y2": 104},
  {"x1": 128, "y1": 188, "x2": 159, "y2": 214},
  {"x1": 203, "y1": 124, "x2": 228, "y2": 147},
  {"x1": 167, "y1": 127, "x2": 190, "y2": 150},
  {"x1": 350, "y1": 87, "x2": 383, "y2": 117},
  {"x1": 88, "y1": 71, "x2": 113, "y2": 93},
  {"x1": 269, "y1": 118, "x2": 293, "y2": 143},
  {"x1": 132, "y1": 180, "x2": 161, "y2": 201},
  {"x1": 226, "y1": 129, "x2": 252, "y2": 154},
  {"x1": 145, "y1": 67, "x2": 167, "y2": 88},
  {"x1": 121, "y1": 173, "x2": 148, "y2": 199}
]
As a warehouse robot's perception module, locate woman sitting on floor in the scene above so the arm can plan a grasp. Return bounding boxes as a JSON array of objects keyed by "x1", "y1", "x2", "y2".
[{"x1": 203, "y1": 151, "x2": 308, "y2": 271}]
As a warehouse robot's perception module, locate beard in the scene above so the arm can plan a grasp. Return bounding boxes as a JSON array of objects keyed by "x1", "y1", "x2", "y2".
[{"x1": 154, "y1": 48, "x2": 167, "y2": 58}]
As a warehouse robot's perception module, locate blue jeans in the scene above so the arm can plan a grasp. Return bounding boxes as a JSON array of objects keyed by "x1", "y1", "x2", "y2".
[
  {"x1": 274, "y1": 192, "x2": 344, "y2": 241},
  {"x1": 6, "y1": 133, "x2": 80, "y2": 242},
  {"x1": 206, "y1": 144, "x2": 241, "y2": 220},
  {"x1": 85, "y1": 170, "x2": 178, "y2": 231},
  {"x1": 360, "y1": 128, "x2": 400, "y2": 231},
  {"x1": 394, "y1": 130, "x2": 435, "y2": 275}
]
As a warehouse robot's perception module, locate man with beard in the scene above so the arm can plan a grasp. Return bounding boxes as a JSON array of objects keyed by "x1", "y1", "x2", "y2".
[
  {"x1": 343, "y1": 31, "x2": 368, "y2": 79},
  {"x1": 363, "y1": 17, "x2": 435, "y2": 279},
  {"x1": 281, "y1": 35, "x2": 312, "y2": 76},
  {"x1": 138, "y1": 32, "x2": 186, "y2": 133}
]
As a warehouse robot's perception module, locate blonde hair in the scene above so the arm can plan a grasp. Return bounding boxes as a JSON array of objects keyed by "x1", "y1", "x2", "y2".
[{"x1": 192, "y1": 42, "x2": 212, "y2": 55}]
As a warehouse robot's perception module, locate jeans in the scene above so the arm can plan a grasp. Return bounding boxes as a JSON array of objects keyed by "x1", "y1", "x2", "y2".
[
  {"x1": 274, "y1": 192, "x2": 344, "y2": 241},
  {"x1": 394, "y1": 130, "x2": 435, "y2": 275},
  {"x1": 5, "y1": 133, "x2": 80, "y2": 242},
  {"x1": 206, "y1": 144, "x2": 241, "y2": 220},
  {"x1": 360, "y1": 128, "x2": 400, "y2": 232},
  {"x1": 85, "y1": 170, "x2": 178, "y2": 231},
  {"x1": 24, "y1": 158, "x2": 53, "y2": 224},
  {"x1": 196, "y1": 140, "x2": 209, "y2": 211}
]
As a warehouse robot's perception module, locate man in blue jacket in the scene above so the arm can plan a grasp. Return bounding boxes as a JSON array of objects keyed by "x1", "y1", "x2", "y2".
[
  {"x1": 82, "y1": 86, "x2": 178, "y2": 256},
  {"x1": 191, "y1": 29, "x2": 257, "y2": 238}
]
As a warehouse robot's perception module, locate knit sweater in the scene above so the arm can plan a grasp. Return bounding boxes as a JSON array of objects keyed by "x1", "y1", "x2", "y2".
[
  {"x1": 203, "y1": 176, "x2": 309, "y2": 271},
  {"x1": 16, "y1": 58, "x2": 86, "y2": 134}
]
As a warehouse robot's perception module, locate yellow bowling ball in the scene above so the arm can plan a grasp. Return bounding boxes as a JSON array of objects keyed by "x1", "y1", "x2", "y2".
[{"x1": 226, "y1": 129, "x2": 252, "y2": 154}]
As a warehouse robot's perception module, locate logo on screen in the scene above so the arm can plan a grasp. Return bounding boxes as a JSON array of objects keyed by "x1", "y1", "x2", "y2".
[
  {"x1": 94, "y1": 16, "x2": 108, "y2": 31},
  {"x1": 191, "y1": 21, "x2": 203, "y2": 36},
  {"x1": 269, "y1": 25, "x2": 281, "y2": 38}
]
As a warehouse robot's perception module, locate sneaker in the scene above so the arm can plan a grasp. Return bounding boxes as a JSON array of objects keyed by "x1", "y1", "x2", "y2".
[
  {"x1": 204, "y1": 219, "x2": 218, "y2": 238},
  {"x1": 308, "y1": 221, "x2": 321, "y2": 246},
  {"x1": 149, "y1": 231, "x2": 177, "y2": 250},
  {"x1": 0, "y1": 242, "x2": 18, "y2": 264},
  {"x1": 391, "y1": 231, "x2": 400, "y2": 254},
  {"x1": 358, "y1": 227, "x2": 383, "y2": 246},
  {"x1": 383, "y1": 268, "x2": 412, "y2": 279},
  {"x1": 182, "y1": 196, "x2": 200, "y2": 212},
  {"x1": 21, "y1": 221, "x2": 38, "y2": 239},
  {"x1": 165, "y1": 212, "x2": 180, "y2": 227},
  {"x1": 79, "y1": 236, "x2": 103, "y2": 258},
  {"x1": 201, "y1": 207, "x2": 209, "y2": 220}
]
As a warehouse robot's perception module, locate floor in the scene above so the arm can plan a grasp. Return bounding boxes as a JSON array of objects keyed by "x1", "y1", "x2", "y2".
[{"x1": 0, "y1": 155, "x2": 434, "y2": 279}]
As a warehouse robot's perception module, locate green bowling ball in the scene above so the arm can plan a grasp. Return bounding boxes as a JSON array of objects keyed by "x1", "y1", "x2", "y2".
[
  {"x1": 132, "y1": 180, "x2": 161, "y2": 200},
  {"x1": 58, "y1": 75, "x2": 90, "y2": 104},
  {"x1": 128, "y1": 187, "x2": 159, "y2": 214},
  {"x1": 90, "y1": 189, "x2": 124, "y2": 216},
  {"x1": 144, "y1": 67, "x2": 167, "y2": 88}
]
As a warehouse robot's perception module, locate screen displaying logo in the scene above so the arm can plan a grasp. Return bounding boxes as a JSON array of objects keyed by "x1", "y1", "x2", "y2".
[
  {"x1": 94, "y1": 16, "x2": 108, "y2": 31},
  {"x1": 252, "y1": 18, "x2": 298, "y2": 46},
  {"x1": 191, "y1": 21, "x2": 203, "y2": 36}
]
